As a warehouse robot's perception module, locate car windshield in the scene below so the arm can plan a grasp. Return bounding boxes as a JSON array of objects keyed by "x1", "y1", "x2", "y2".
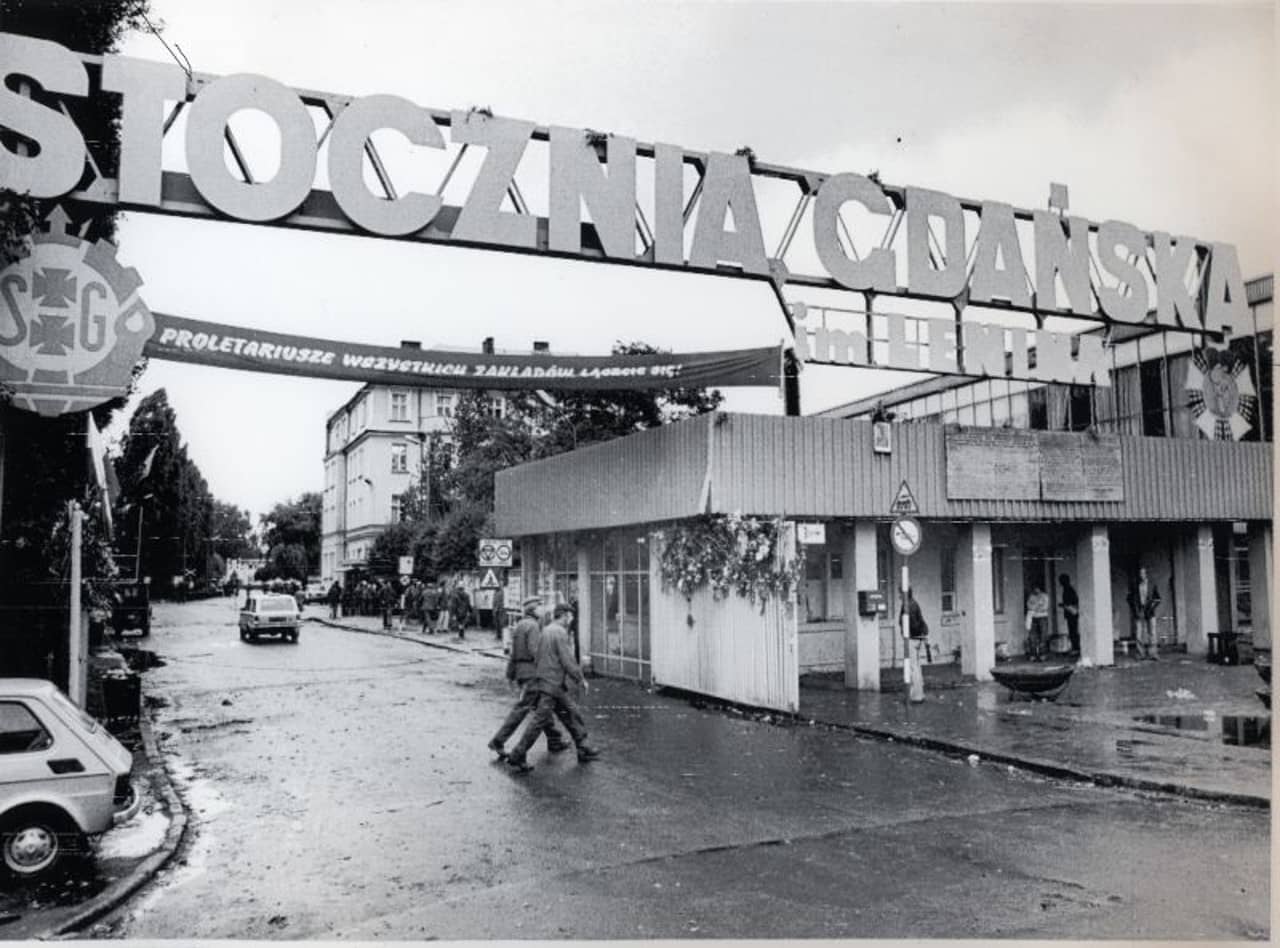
[
  {"x1": 47, "y1": 685, "x2": 100, "y2": 734},
  {"x1": 259, "y1": 597, "x2": 297, "y2": 612}
]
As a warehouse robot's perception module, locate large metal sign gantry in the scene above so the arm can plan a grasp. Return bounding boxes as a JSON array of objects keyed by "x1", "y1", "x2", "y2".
[{"x1": 0, "y1": 30, "x2": 1251, "y2": 416}]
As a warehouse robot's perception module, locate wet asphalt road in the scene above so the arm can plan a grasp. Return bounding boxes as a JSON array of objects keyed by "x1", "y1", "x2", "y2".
[{"x1": 101, "y1": 599, "x2": 1269, "y2": 940}]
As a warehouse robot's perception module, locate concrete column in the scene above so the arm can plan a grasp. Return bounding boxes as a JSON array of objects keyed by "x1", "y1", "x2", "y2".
[
  {"x1": 1076, "y1": 525, "x2": 1114, "y2": 666},
  {"x1": 959, "y1": 523, "x2": 995, "y2": 680},
  {"x1": 841, "y1": 521, "x2": 880, "y2": 690},
  {"x1": 576, "y1": 543, "x2": 592, "y2": 670},
  {"x1": 1185, "y1": 525, "x2": 1218, "y2": 656},
  {"x1": 1248, "y1": 523, "x2": 1271, "y2": 649}
]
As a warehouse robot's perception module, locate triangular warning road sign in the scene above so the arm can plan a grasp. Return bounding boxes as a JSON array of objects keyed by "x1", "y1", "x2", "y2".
[
  {"x1": 889, "y1": 480, "x2": 919, "y2": 515},
  {"x1": 480, "y1": 568, "x2": 501, "y2": 589}
]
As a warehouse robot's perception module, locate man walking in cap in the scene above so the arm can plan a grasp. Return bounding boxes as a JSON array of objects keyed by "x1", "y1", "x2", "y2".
[
  {"x1": 505, "y1": 603, "x2": 600, "y2": 773},
  {"x1": 488, "y1": 597, "x2": 569, "y2": 759}
]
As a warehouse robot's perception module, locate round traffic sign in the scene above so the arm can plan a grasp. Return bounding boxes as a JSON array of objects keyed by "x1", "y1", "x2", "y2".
[{"x1": 890, "y1": 516, "x2": 923, "y2": 556}]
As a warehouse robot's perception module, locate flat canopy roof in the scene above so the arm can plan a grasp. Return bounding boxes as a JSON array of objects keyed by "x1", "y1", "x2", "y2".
[{"x1": 494, "y1": 413, "x2": 1273, "y2": 536}]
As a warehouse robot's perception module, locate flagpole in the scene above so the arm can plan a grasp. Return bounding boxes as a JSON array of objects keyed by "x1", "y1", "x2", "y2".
[{"x1": 135, "y1": 502, "x2": 145, "y2": 580}]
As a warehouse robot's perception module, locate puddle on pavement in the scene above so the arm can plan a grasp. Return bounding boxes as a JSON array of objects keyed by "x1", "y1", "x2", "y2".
[{"x1": 1134, "y1": 713, "x2": 1270, "y2": 747}]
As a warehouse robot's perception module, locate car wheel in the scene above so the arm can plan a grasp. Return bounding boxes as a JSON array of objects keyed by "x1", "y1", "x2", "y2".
[
  {"x1": 240, "y1": 628, "x2": 248, "y2": 641},
  {"x1": 290, "y1": 631, "x2": 299, "y2": 643},
  {"x1": 1, "y1": 811, "x2": 78, "y2": 881}
]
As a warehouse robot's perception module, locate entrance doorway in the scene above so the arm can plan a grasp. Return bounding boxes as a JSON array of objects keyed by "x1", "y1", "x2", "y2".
[{"x1": 1021, "y1": 548, "x2": 1062, "y2": 652}]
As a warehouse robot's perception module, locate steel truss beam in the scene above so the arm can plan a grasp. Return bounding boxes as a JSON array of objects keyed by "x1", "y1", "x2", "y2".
[{"x1": 52, "y1": 52, "x2": 1226, "y2": 341}]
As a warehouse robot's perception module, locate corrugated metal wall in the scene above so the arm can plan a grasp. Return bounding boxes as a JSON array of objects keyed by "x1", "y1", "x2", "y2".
[
  {"x1": 648, "y1": 549, "x2": 799, "y2": 713},
  {"x1": 709, "y1": 415, "x2": 1273, "y2": 522},
  {"x1": 494, "y1": 416, "x2": 711, "y2": 536}
]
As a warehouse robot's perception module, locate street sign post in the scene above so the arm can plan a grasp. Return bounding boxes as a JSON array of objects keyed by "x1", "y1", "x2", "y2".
[
  {"x1": 890, "y1": 480, "x2": 919, "y2": 515},
  {"x1": 478, "y1": 538, "x2": 513, "y2": 569},
  {"x1": 479, "y1": 568, "x2": 502, "y2": 590},
  {"x1": 890, "y1": 517, "x2": 922, "y2": 557},
  {"x1": 889, "y1": 482, "x2": 923, "y2": 695}
]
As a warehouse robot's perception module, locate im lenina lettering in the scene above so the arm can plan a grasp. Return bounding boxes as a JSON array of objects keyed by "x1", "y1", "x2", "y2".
[
  {"x1": 793, "y1": 307, "x2": 1112, "y2": 386},
  {"x1": 0, "y1": 30, "x2": 1248, "y2": 338}
]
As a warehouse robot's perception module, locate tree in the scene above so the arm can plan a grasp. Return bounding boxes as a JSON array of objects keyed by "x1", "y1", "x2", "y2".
[
  {"x1": 419, "y1": 342, "x2": 724, "y2": 574},
  {"x1": 211, "y1": 501, "x2": 256, "y2": 561},
  {"x1": 113, "y1": 389, "x2": 228, "y2": 588},
  {"x1": 508, "y1": 341, "x2": 724, "y2": 460},
  {"x1": 1, "y1": 0, "x2": 153, "y2": 257},
  {"x1": 0, "y1": 0, "x2": 153, "y2": 681},
  {"x1": 259, "y1": 493, "x2": 322, "y2": 581}
]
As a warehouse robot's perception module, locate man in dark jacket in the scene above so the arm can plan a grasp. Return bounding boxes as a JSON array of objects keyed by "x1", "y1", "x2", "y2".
[
  {"x1": 505, "y1": 603, "x2": 599, "y2": 772},
  {"x1": 379, "y1": 580, "x2": 396, "y2": 630},
  {"x1": 449, "y1": 584, "x2": 472, "y2": 640},
  {"x1": 327, "y1": 580, "x2": 342, "y2": 619},
  {"x1": 487, "y1": 597, "x2": 568, "y2": 758}
]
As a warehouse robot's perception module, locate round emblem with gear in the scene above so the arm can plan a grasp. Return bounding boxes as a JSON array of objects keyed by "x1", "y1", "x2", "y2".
[{"x1": 0, "y1": 208, "x2": 154, "y2": 416}]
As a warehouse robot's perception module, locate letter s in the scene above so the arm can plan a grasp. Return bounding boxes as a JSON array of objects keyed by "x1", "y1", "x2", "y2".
[{"x1": 0, "y1": 33, "x2": 89, "y2": 197}]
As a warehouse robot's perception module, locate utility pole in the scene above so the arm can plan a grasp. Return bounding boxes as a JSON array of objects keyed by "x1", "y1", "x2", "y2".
[{"x1": 68, "y1": 502, "x2": 86, "y2": 706}]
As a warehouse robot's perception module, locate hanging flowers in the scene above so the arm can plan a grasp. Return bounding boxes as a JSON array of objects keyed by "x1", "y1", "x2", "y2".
[{"x1": 654, "y1": 514, "x2": 803, "y2": 612}]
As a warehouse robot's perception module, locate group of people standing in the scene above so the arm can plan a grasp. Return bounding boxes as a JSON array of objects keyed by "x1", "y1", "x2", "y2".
[
  {"x1": 325, "y1": 578, "x2": 479, "y2": 639},
  {"x1": 488, "y1": 596, "x2": 599, "y2": 773},
  {"x1": 1024, "y1": 568, "x2": 1163, "y2": 661}
]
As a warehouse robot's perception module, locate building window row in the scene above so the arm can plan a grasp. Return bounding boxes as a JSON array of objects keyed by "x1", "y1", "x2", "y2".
[{"x1": 874, "y1": 331, "x2": 1272, "y2": 442}]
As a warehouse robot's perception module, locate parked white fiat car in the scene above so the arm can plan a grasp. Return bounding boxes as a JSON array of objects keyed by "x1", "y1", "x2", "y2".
[{"x1": 0, "y1": 679, "x2": 140, "y2": 880}]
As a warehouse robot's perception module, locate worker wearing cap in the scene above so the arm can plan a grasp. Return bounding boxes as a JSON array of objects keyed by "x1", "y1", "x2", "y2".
[
  {"x1": 487, "y1": 597, "x2": 569, "y2": 758},
  {"x1": 504, "y1": 602, "x2": 600, "y2": 772}
]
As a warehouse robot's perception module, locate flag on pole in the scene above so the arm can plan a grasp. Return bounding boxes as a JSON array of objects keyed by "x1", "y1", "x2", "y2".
[
  {"x1": 85, "y1": 414, "x2": 112, "y2": 531},
  {"x1": 138, "y1": 444, "x2": 159, "y2": 481}
]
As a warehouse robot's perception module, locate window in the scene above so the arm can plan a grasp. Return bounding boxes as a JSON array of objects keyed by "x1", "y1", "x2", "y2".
[
  {"x1": 1028, "y1": 386, "x2": 1049, "y2": 430},
  {"x1": 801, "y1": 545, "x2": 846, "y2": 622},
  {"x1": 391, "y1": 443, "x2": 408, "y2": 474},
  {"x1": 941, "y1": 547, "x2": 956, "y2": 613},
  {"x1": 1068, "y1": 384, "x2": 1093, "y2": 431},
  {"x1": 1140, "y1": 360, "x2": 1167, "y2": 436},
  {"x1": 391, "y1": 493, "x2": 404, "y2": 522},
  {"x1": 390, "y1": 391, "x2": 409, "y2": 422},
  {"x1": 992, "y1": 546, "x2": 1005, "y2": 614},
  {"x1": 0, "y1": 702, "x2": 52, "y2": 754},
  {"x1": 435, "y1": 393, "x2": 455, "y2": 418}
]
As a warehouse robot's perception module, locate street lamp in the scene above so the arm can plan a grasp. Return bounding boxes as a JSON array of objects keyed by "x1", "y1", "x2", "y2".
[{"x1": 407, "y1": 431, "x2": 432, "y2": 518}]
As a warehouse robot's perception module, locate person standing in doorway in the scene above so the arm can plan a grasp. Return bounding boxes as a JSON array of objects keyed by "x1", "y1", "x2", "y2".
[
  {"x1": 900, "y1": 588, "x2": 929, "y2": 703},
  {"x1": 1128, "y1": 566, "x2": 1162, "y2": 660},
  {"x1": 505, "y1": 603, "x2": 600, "y2": 773},
  {"x1": 1025, "y1": 584, "x2": 1050, "y2": 661},
  {"x1": 1058, "y1": 574, "x2": 1080, "y2": 655}
]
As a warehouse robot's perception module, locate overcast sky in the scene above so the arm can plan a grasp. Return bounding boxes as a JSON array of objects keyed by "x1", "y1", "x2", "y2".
[{"x1": 102, "y1": 0, "x2": 1276, "y2": 521}]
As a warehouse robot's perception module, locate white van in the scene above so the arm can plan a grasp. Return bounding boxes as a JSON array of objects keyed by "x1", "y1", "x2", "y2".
[{"x1": 0, "y1": 679, "x2": 141, "y2": 880}]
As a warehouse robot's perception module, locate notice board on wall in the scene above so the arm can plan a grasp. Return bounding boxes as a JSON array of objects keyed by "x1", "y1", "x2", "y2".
[
  {"x1": 944, "y1": 429, "x2": 1040, "y2": 500},
  {"x1": 1037, "y1": 432, "x2": 1124, "y2": 501},
  {"x1": 945, "y1": 429, "x2": 1124, "y2": 502}
]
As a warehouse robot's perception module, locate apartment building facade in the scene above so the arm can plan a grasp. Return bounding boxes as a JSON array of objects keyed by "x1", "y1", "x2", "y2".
[{"x1": 319, "y1": 382, "x2": 506, "y2": 584}]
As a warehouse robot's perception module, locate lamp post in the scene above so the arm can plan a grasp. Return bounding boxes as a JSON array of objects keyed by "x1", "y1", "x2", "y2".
[{"x1": 130, "y1": 492, "x2": 155, "y2": 580}]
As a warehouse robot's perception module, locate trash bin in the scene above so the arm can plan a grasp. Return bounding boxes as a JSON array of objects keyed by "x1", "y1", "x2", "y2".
[
  {"x1": 1208, "y1": 631, "x2": 1239, "y2": 664},
  {"x1": 100, "y1": 671, "x2": 141, "y2": 727}
]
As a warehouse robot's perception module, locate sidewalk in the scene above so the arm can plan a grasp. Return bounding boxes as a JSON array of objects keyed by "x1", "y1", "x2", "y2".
[
  {"x1": 310, "y1": 608, "x2": 509, "y2": 659},
  {"x1": 801, "y1": 657, "x2": 1271, "y2": 807},
  {"x1": 316, "y1": 611, "x2": 1270, "y2": 807}
]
